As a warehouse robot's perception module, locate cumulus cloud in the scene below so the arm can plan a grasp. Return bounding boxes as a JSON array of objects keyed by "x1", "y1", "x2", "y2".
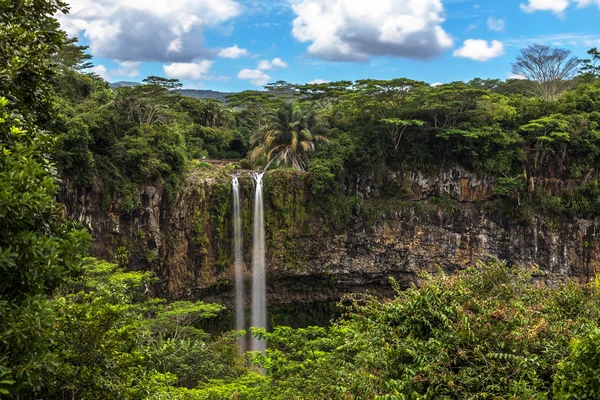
[
  {"x1": 453, "y1": 39, "x2": 505, "y2": 62},
  {"x1": 257, "y1": 57, "x2": 288, "y2": 70},
  {"x1": 575, "y1": 0, "x2": 600, "y2": 7},
  {"x1": 218, "y1": 45, "x2": 250, "y2": 59},
  {"x1": 520, "y1": 0, "x2": 600, "y2": 15},
  {"x1": 89, "y1": 61, "x2": 140, "y2": 81},
  {"x1": 507, "y1": 73, "x2": 527, "y2": 80},
  {"x1": 237, "y1": 69, "x2": 271, "y2": 86},
  {"x1": 487, "y1": 17, "x2": 505, "y2": 32},
  {"x1": 163, "y1": 60, "x2": 213, "y2": 80},
  {"x1": 90, "y1": 65, "x2": 109, "y2": 80},
  {"x1": 57, "y1": 0, "x2": 241, "y2": 62},
  {"x1": 237, "y1": 57, "x2": 286, "y2": 86},
  {"x1": 290, "y1": 0, "x2": 453, "y2": 62},
  {"x1": 520, "y1": 0, "x2": 569, "y2": 15},
  {"x1": 110, "y1": 61, "x2": 140, "y2": 78}
]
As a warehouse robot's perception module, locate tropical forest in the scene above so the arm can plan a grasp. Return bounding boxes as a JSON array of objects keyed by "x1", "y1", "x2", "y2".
[{"x1": 5, "y1": 0, "x2": 600, "y2": 399}]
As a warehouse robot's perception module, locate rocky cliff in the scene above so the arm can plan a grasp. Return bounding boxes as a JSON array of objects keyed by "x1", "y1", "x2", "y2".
[{"x1": 58, "y1": 165, "x2": 600, "y2": 308}]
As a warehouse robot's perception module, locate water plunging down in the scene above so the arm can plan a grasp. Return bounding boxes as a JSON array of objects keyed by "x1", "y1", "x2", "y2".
[
  {"x1": 250, "y1": 171, "x2": 267, "y2": 352},
  {"x1": 231, "y1": 174, "x2": 245, "y2": 353}
]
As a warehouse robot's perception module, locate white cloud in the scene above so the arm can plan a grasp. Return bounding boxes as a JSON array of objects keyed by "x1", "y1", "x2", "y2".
[
  {"x1": 57, "y1": 0, "x2": 241, "y2": 62},
  {"x1": 290, "y1": 0, "x2": 453, "y2": 62},
  {"x1": 520, "y1": 0, "x2": 600, "y2": 16},
  {"x1": 110, "y1": 61, "x2": 140, "y2": 78},
  {"x1": 257, "y1": 60, "x2": 271, "y2": 70},
  {"x1": 90, "y1": 65, "x2": 109, "y2": 80},
  {"x1": 520, "y1": 0, "x2": 569, "y2": 15},
  {"x1": 237, "y1": 69, "x2": 271, "y2": 86},
  {"x1": 308, "y1": 79, "x2": 329, "y2": 84},
  {"x1": 507, "y1": 73, "x2": 527, "y2": 80},
  {"x1": 218, "y1": 45, "x2": 250, "y2": 58},
  {"x1": 257, "y1": 57, "x2": 288, "y2": 70},
  {"x1": 487, "y1": 17, "x2": 505, "y2": 32},
  {"x1": 237, "y1": 57, "x2": 286, "y2": 86},
  {"x1": 453, "y1": 39, "x2": 505, "y2": 62},
  {"x1": 504, "y1": 33, "x2": 600, "y2": 48},
  {"x1": 163, "y1": 60, "x2": 213, "y2": 80},
  {"x1": 575, "y1": 0, "x2": 600, "y2": 7},
  {"x1": 88, "y1": 62, "x2": 140, "y2": 81}
]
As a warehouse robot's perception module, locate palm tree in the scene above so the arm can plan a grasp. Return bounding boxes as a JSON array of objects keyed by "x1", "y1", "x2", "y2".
[{"x1": 249, "y1": 101, "x2": 326, "y2": 171}]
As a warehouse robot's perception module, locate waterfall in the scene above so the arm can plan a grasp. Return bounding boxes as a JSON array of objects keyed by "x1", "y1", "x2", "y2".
[
  {"x1": 231, "y1": 174, "x2": 245, "y2": 353},
  {"x1": 250, "y1": 171, "x2": 267, "y2": 352}
]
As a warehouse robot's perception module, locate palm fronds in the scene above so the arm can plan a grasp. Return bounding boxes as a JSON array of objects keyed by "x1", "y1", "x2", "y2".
[{"x1": 249, "y1": 101, "x2": 327, "y2": 171}]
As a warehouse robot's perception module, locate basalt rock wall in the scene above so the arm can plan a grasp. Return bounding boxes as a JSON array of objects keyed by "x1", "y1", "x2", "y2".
[{"x1": 58, "y1": 166, "x2": 600, "y2": 308}]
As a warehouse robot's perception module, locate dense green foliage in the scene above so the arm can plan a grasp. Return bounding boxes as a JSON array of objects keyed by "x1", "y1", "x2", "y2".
[
  {"x1": 0, "y1": 3, "x2": 248, "y2": 398},
  {"x1": 0, "y1": 0, "x2": 90, "y2": 394},
  {"x1": 39, "y1": 260, "x2": 599, "y2": 400},
  {"x1": 250, "y1": 261, "x2": 600, "y2": 399},
  {"x1": 50, "y1": 70, "x2": 242, "y2": 203},
  {"x1": 39, "y1": 26, "x2": 600, "y2": 224},
  {"x1": 45, "y1": 259, "x2": 248, "y2": 400},
  {"x1": 5, "y1": 0, "x2": 600, "y2": 398},
  {"x1": 220, "y1": 74, "x2": 600, "y2": 228}
]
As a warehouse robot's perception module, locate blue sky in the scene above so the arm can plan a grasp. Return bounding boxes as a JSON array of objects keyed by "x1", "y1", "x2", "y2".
[{"x1": 57, "y1": 0, "x2": 600, "y2": 92}]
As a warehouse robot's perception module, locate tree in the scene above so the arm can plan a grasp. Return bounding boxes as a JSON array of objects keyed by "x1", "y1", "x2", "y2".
[
  {"x1": 143, "y1": 76, "x2": 184, "y2": 91},
  {"x1": 554, "y1": 328, "x2": 600, "y2": 398},
  {"x1": 579, "y1": 47, "x2": 600, "y2": 80},
  {"x1": 0, "y1": 0, "x2": 68, "y2": 120},
  {"x1": 511, "y1": 44, "x2": 580, "y2": 101},
  {"x1": 0, "y1": 93, "x2": 90, "y2": 399},
  {"x1": 519, "y1": 114, "x2": 571, "y2": 191},
  {"x1": 52, "y1": 33, "x2": 93, "y2": 71},
  {"x1": 467, "y1": 78, "x2": 503, "y2": 91},
  {"x1": 264, "y1": 80, "x2": 300, "y2": 99},
  {"x1": 255, "y1": 261, "x2": 600, "y2": 399},
  {"x1": 249, "y1": 101, "x2": 326, "y2": 171},
  {"x1": 423, "y1": 82, "x2": 487, "y2": 129},
  {"x1": 345, "y1": 79, "x2": 427, "y2": 152},
  {"x1": 48, "y1": 258, "x2": 245, "y2": 399},
  {"x1": 227, "y1": 90, "x2": 282, "y2": 134},
  {"x1": 113, "y1": 77, "x2": 182, "y2": 127},
  {"x1": 177, "y1": 97, "x2": 233, "y2": 128},
  {"x1": 0, "y1": 2, "x2": 91, "y2": 395}
]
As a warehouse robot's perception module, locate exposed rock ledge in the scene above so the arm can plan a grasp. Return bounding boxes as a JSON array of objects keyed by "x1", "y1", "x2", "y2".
[{"x1": 58, "y1": 166, "x2": 600, "y2": 308}]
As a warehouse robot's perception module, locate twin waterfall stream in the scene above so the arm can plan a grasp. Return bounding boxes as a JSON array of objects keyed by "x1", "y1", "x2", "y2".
[{"x1": 232, "y1": 172, "x2": 267, "y2": 353}]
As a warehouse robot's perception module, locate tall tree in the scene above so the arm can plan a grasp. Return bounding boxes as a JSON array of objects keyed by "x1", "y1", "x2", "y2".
[
  {"x1": 227, "y1": 90, "x2": 282, "y2": 133},
  {"x1": 0, "y1": 1, "x2": 90, "y2": 396},
  {"x1": 114, "y1": 76, "x2": 182, "y2": 127},
  {"x1": 511, "y1": 44, "x2": 580, "y2": 101},
  {"x1": 519, "y1": 114, "x2": 571, "y2": 192},
  {"x1": 579, "y1": 47, "x2": 600, "y2": 80},
  {"x1": 250, "y1": 101, "x2": 326, "y2": 171},
  {"x1": 0, "y1": 0, "x2": 68, "y2": 120},
  {"x1": 346, "y1": 79, "x2": 426, "y2": 152}
]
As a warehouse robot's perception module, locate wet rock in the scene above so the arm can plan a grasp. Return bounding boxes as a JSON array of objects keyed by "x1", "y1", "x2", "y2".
[{"x1": 58, "y1": 169, "x2": 600, "y2": 308}]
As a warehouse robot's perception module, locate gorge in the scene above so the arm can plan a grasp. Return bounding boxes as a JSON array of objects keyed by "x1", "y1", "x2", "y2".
[
  {"x1": 59, "y1": 163, "x2": 600, "y2": 315},
  {"x1": 8, "y1": 0, "x2": 600, "y2": 396}
]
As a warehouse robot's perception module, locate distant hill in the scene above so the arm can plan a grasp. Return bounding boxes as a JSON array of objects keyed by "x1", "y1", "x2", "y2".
[
  {"x1": 108, "y1": 82, "x2": 233, "y2": 103},
  {"x1": 176, "y1": 89, "x2": 234, "y2": 103},
  {"x1": 109, "y1": 81, "x2": 140, "y2": 88}
]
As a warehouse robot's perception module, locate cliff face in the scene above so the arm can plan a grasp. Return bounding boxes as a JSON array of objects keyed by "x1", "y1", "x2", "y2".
[{"x1": 58, "y1": 166, "x2": 600, "y2": 307}]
